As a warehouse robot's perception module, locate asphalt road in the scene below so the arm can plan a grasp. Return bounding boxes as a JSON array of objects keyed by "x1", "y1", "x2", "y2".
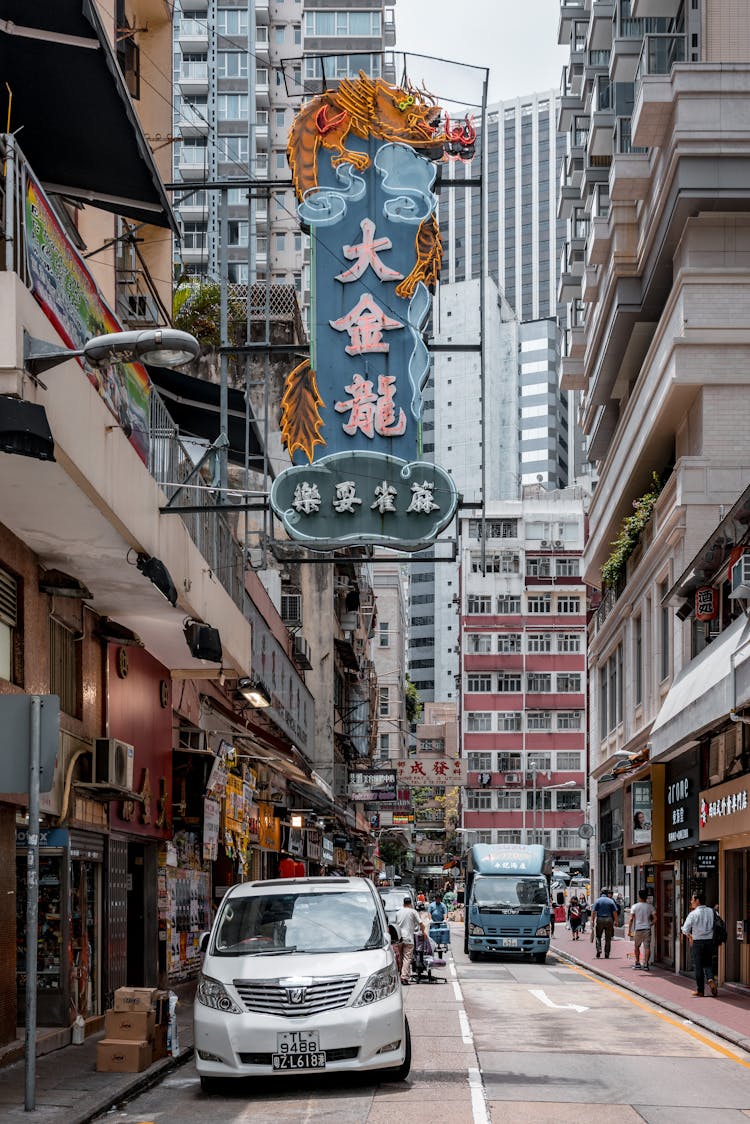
[{"x1": 94, "y1": 939, "x2": 750, "y2": 1123}]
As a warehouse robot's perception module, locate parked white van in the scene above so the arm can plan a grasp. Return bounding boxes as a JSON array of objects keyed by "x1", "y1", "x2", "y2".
[{"x1": 194, "y1": 876, "x2": 410, "y2": 1092}]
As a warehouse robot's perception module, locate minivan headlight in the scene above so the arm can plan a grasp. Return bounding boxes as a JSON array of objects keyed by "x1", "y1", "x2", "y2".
[
  {"x1": 353, "y1": 963, "x2": 399, "y2": 1006},
  {"x1": 196, "y1": 974, "x2": 243, "y2": 1014}
]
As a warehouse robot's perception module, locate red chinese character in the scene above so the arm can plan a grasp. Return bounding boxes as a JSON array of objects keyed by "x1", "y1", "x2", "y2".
[
  {"x1": 433, "y1": 761, "x2": 448, "y2": 776},
  {"x1": 335, "y1": 374, "x2": 406, "y2": 438},
  {"x1": 330, "y1": 294, "x2": 403, "y2": 356},
  {"x1": 410, "y1": 762, "x2": 427, "y2": 777},
  {"x1": 336, "y1": 218, "x2": 404, "y2": 283}
]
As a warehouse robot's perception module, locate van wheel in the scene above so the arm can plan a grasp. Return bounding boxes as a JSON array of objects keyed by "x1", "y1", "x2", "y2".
[
  {"x1": 534, "y1": 952, "x2": 547, "y2": 965},
  {"x1": 200, "y1": 1076, "x2": 225, "y2": 1095},
  {"x1": 385, "y1": 1018, "x2": 411, "y2": 1081},
  {"x1": 468, "y1": 950, "x2": 481, "y2": 962}
]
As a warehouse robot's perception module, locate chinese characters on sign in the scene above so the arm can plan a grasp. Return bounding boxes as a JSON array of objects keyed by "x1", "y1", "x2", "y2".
[
  {"x1": 395, "y1": 757, "x2": 466, "y2": 787},
  {"x1": 695, "y1": 586, "x2": 718, "y2": 621},
  {"x1": 348, "y1": 770, "x2": 398, "y2": 802},
  {"x1": 699, "y1": 774, "x2": 750, "y2": 841},
  {"x1": 270, "y1": 73, "x2": 475, "y2": 550}
]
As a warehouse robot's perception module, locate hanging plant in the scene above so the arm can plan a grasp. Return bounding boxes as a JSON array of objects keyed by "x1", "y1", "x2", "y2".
[{"x1": 600, "y1": 472, "x2": 662, "y2": 590}]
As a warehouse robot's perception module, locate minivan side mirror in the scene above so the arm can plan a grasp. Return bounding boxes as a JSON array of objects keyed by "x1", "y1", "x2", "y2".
[{"x1": 199, "y1": 931, "x2": 210, "y2": 953}]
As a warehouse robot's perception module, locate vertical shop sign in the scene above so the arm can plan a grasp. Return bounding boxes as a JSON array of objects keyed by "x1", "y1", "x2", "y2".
[
  {"x1": 632, "y1": 781, "x2": 652, "y2": 846},
  {"x1": 270, "y1": 74, "x2": 475, "y2": 550},
  {"x1": 202, "y1": 798, "x2": 220, "y2": 862}
]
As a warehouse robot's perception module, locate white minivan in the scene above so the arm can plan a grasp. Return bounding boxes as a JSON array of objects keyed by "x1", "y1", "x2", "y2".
[{"x1": 194, "y1": 876, "x2": 410, "y2": 1092}]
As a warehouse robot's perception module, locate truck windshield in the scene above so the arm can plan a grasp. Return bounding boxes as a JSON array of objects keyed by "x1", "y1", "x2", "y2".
[
  {"x1": 213, "y1": 890, "x2": 384, "y2": 955},
  {"x1": 473, "y1": 875, "x2": 548, "y2": 908}
]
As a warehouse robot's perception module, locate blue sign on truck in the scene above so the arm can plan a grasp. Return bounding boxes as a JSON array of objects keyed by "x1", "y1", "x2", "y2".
[{"x1": 464, "y1": 844, "x2": 552, "y2": 964}]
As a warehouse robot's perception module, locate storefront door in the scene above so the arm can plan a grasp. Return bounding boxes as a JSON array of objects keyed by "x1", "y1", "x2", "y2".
[
  {"x1": 725, "y1": 848, "x2": 750, "y2": 986},
  {"x1": 658, "y1": 869, "x2": 675, "y2": 967}
]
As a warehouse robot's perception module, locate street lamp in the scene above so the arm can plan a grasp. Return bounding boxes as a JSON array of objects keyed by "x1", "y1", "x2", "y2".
[
  {"x1": 540, "y1": 780, "x2": 577, "y2": 839},
  {"x1": 24, "y1": 328, "x2": 200, "y2": 378}
]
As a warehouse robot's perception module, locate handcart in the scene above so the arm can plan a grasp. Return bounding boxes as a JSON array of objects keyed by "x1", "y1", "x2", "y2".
[
  {"x1": 428, "y1": 920, "x2": 451, "y2": 955},
  {"x1": 412, "y1": 931, "x2": 447, "y2": 985}
]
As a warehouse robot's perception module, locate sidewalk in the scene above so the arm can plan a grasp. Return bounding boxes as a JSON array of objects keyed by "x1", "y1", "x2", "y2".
[
  {"x1": 0, "y1": 981, "x2": 196, "y2": 1124},
  {"x1": 552, "y1": 928, "x2": 750, "y2": 1053}
]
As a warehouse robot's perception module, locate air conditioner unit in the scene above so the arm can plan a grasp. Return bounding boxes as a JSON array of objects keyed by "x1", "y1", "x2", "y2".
[
  {"x1": 730, "y1": 555, "x2": 750, "y2": 598},
  {"x1": 504, "y1": 772, "x2": 522, "y2": 784},
  {"x1": 540, "y1": 540, "x2": 549, "y2": 548},
  {"x1": 93, "y1": 738, "x2": 134, "y2": 789},
  {"x1": 554, "y1": 539, "x2": 563, "y2": 548}
]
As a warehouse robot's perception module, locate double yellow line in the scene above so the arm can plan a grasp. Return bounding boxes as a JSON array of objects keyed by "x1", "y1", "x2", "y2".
[{"x1": 563, "y1": 961, "x2": 750, "y2": 1070}]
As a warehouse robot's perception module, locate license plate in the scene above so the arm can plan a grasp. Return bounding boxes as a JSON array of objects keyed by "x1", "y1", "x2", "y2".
[
  {"x1": 502, "y1": 938, "x2": 518, "y2": 948},
  {"x1": 276, "y1": 1030, "x2": 320, "y2": 1054},
  {"x1": 272, "y1": 1051, "x2": 326, "y2": 1070}
]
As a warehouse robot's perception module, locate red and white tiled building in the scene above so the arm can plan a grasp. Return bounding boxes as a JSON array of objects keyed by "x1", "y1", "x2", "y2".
[{"x1": 459, "y1": 488, "x2": 590, "y2": 872}]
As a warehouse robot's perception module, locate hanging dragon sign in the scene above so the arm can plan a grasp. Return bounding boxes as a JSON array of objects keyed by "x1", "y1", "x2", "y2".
[{"x1": 270, "y1": 72, "x2": 476, "y2": 550}]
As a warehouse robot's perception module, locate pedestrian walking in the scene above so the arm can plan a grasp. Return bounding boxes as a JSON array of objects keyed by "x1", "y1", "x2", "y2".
[
  {"x1": 628, "y1": 888, "x2": 655, "y2": 970},
  {"x1": 592, "y1": 888, "x2": 619, "y2": 959},
  {"x1": 394, "y1": 896, "x2": 425, "y2": 985},
  {"x1": 567, "y1": 896, "x2": 583, "y2": 940},
  {"x1": 682, "y1": 890, "x2": 718, "y2": 997}
]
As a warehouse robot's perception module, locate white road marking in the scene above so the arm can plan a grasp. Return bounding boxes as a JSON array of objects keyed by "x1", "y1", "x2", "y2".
[
  {"x1": 449, "y1": 961, "x2": 457, "y2": 977},
  {"x1": 452, "y1": 980, "x2": 463, "y2": 1002},
  {"x1": 529, "y1": 987, "x2": 588, "y2": 1012},
  {"x1": 468, "y1": 1065, "x2": 490, "y2": 1124},
  {"x1": 458, "y1": 1008, "x2": 473, "y2": 1044}
]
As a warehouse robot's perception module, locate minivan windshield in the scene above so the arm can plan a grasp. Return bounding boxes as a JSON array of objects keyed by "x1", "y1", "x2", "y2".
[
  {"x1": 472, "y1": 875, "x2": 548, "y2": 908},
  {"x1": 213, "y1": 890, "x2": 384, "y2": 955}
]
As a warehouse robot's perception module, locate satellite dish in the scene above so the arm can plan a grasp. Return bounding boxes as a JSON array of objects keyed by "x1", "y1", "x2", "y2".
[{"x1": 578, "y1": 823, "x2": 595, "y2": 840}]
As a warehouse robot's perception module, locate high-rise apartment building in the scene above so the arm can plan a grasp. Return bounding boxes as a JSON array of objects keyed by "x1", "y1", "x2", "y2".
[
  {"x1": 460, "y1": 491, "x2": 588, "y2": 869},
  {"x1": 172, "y1": 0, "x2": 395, "y2": 292},
  {"x1": 558, "y1": 0, "x2": 750, "y2": 984}
]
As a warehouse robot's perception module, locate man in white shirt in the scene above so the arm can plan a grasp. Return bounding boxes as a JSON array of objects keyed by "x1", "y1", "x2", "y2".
[
  {"x1": 628, "y1": 888, "x2": 656, "y2": 971},
  {"x1": 681, "y1": 889, "x2": 718, "y2": 997},
  {"x1": 394, "y1": 896, "x2": 424, "y2": 985}
]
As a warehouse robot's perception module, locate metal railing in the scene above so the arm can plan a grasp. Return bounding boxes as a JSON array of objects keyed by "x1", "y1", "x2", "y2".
[
  {"x1": 615, "y1": 116, "x2": 648, "y2": 155},
  {"x1": 635, "y1": 32, "x2": 687, "y2": 86}
]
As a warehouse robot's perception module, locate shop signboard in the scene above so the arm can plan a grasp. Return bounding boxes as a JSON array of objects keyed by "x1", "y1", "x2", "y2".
[
  {"x1": 270, "y1": 73, "x2": 475, "y2": 551},
  {"x1": 202, "y1": 798, "x2": 220, "y2": 862},
  {"x1": 205, "y1": 740, "x2": 232, "y2": 801},
  {"x1": 696, "y1": 844, "x2": 719, "y2": 873},
  {"x1": 306, "y1": 829, "x2": 322, "y2": 862},
  {"x1": 258, "y1": 801, "x2": 281, "y2": 851},
  {"x1": 665, "y1": 753, "x2": 700, "y2": 849},
  {"x1": 287, "y1": 827, "x2": 304, "y2": 856},
  {"x1": 699, "y1": 774, "x2": 750, "y2": 841},
  {"x1": 348, "y1": 769, "x2": 397, "y2": 802},
  {"x1": 695, "y1": 586, "x2": 718, "y2": 620},
  {"x1": 396, "y1": 756, "x2": 465, "y2": 787},
  {"x1": 632, "y1": 781, "x2": 652, "y2": 845},
  {"x1": 322, "y1": 835, "x2": 334, "y2": 864}
]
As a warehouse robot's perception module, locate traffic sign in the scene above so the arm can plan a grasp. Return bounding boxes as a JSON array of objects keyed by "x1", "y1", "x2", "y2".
[{"x1": 362, "y1": 859, "x2": 375, "y2": 874}]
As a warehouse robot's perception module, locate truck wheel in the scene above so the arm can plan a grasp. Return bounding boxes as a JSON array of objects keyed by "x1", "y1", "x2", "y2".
[
  {"x1": 468, "y1": 950, "x2": 481, "y2": 962},
  {"x1": 534, "y1": 952, "x2": 547, "y2": 965}
]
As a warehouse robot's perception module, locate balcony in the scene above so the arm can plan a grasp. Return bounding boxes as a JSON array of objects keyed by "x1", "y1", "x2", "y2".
[
  {"x1": 583, "y1": 151, "x2": 612, "y2": 192},
  {"x1": 588, "y1": 76, "x2": 615, "y2": 156},
  {"x1": 255, "y1": 30, "x2": 270, "y2": 62},
  {"x1": 558, "y1": 0, "x2": 586, "y2": 48},
  {"x1": 558, "y1": 242, "x2": 584, "y2": 304},
  {"x1": 255, "y1": 0, "x2": 269, "y2": 22},
  {"x1": 631, "y1": 0, "x2": 680, "y2": 14},
  {"x1": 178, "y1": 102, "x2": 209, "y2": 137},
  {"x1": 588, "y1": 0, "x2": 614, "y2": 52},
  {"x1": 558, "y1": 66, "x2": 584, "y2": 132},
  {"x1": 178, "y1": 148, "x2": 209, "y2": 179},
  {"x1": 631, "y1": 34, "x2": 687, "y2": 148},
  {"x1": 177, "y1": 17, "x2": 209, "y2": 51},
  {"x1": 178, "y1": 60, "x2": 209, "y2": 96},
  {"x1": 610, "y1": 118, "x2": 650, "y2": 201}
]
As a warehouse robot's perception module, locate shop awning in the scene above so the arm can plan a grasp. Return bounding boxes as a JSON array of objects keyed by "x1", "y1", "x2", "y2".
[
  {"x1": 1, "y1": 0, "x2": 176, "y2": 229},
  {"x1": 649, "y1": 614, "x2": 750, "y2": 759}
]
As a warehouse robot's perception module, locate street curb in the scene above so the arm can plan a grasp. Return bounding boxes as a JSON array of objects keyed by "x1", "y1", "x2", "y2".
[
  {"x1": 552, "y1": 945, "x2": 750, "y2": 1055},
  {"x1": 75, "y1": 1045, "x2": 195, "y2": 1124}
]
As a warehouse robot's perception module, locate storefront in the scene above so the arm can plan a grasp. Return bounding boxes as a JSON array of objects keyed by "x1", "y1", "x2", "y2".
[
  {"x1": 598, "y1": 788, "x2": 624, "y2": 899},
  {"x1": 699, "y1": 772, "x2": 750, "y2": 988}
]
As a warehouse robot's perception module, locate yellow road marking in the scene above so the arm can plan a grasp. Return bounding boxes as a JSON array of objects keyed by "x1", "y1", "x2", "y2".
[{"x1": 562, "y1": 961, "x2": 750, "y2": 1070}]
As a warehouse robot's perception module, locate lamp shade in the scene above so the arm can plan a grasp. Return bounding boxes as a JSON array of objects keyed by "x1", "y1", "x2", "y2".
[
  {"x1": 184, "y1": 620, "x2": 222, "y2": 663},
  {"x1": 237, "y1": 677, "x2": 271, "y2": 708}
]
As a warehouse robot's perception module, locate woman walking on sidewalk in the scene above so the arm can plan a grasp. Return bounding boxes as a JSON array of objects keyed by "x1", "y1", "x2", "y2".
[{"x1": 568, "y1": 896, "x2": 583, "y2": 940}]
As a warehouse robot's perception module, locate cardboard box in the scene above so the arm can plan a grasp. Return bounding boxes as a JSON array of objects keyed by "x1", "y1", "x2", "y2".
[
  {"x1": 104, "y1": 1009, "x2": 155, "y2": 1042},
  {"x1": 152, "y1": 1023, "x2": 169, "y2": 1061},
  {"x1": 96, "y1": 1038, "x2": 152, "y2": 1073},
  {"x1": 113, "y1": 986, "x2": 158, "y2": 1013}
]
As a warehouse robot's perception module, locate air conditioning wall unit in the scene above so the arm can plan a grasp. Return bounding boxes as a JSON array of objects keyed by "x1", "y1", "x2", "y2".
[
  {"x1": 504, "y1": 772, "x2": 522, "y2": 784},
  {"x1": 540, "y1": 540, "x2": 549, "y2": 548},
  {"x1": 730, "y1": 555, "x2": 750, "y2": 598},
  {"x1": 292, "y1": 634, "x2": 312, "y2": 669},
  {"x1": 93, "y1": 738, "x2": 134, "y2": 789}
]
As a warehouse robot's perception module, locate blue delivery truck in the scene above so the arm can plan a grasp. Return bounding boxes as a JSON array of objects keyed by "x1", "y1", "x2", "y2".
[{"x1": 464, "y1": 844, "x2": 552, "y2": 963}]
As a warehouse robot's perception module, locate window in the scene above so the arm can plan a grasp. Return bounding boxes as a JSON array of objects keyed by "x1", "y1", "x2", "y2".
[
  {"x1": 467, "y1": 712, "x2": 492, "y2": 731},
  {"x1": 304, "y1": 54, "x2": 381, "y2": 80},
  {"x1": 497, "y1": 595, "x2": 521, "y2": 614},
  {"x1": 379, "y1": 687, "x2": 389, "y2": 716},
  {"x1": 557, "y1": 712, "x2": 582, "y2": 731},
  {"x1": 659, "y1": 579, "x2": 670, "y2": 681},
  {"x1": 221, "y1": 136, "x2": 249, "y2": 164},
  {"x1": 599, "y1": 665, "x2": 608, "y2": 740},
  {"x1": 217, "y1": 52, "x2": 248, "y2": 78},
  {"x1": 527, "y1": 595, "x2": 551, "y2": 614},
  {"x1": 557, "y1": 596, "x2": 581, "y2": 614},
  {"x1": 528, "y1": 752, "x2": 552, "y2": 771},
  {"x1": 527, "y1": 632, "x2": 551, "y2": 653},
  {"x1": 527, "y1": 672, "x2": 551, "y2": 692},
  {"x1": 527, "y1": 557, "x2": 552, "y2": 578},
  {"x1": 275, "y1": 150, "x2": 287, "y2": 170},
  {"x1": 467, "y1": 673, "x2": 492, "y2": 692},
  {"x1": 556, "y1": 829, "x2": 580, "y2": 849},
  {"x1": 50, "y1": 617, "x2": 80, "y2": 718},
  {"x1": 217, "y1": 94, "x2": 248, "y2": 120},
  {"x1": 556, "y1": 558, "x2": 580, "y2": 578},
  {"x1": 274, "y1": 24, "x2": 285, "y2": 43},
  {"x1": 498, "y1": 752, "x2": 522, "y2": 771},
  {"x1": 217, "y1": 9, "x2": 248, "y2": 35},
  {"x1": 380, "y1": 733, "x2": 389, "y2": 751},
  {"x1": 497, "y1": 790, "x2": 523, "y2": 810},
  {"x1": 498, "y1": 672, "x2": 522, "y2": 692},
  {"x1": 497, "y1": 830, "x2": 522, "y2": 844},
  {"x1": 227, "y1": 221, "x2": 248, "y2": 247},
  {"x1": 468, "y1": 519, "x2": 518, "y2": 539},
  {"x1": 275, "y1": 109, "x2": 286, "y2": 128},
  {"x1": 557, "y1": 751, "x2": 582, "y2": 770},
  {"x1": 634, "y1": 614, "x2": 643, "y2": 705},
  {"x1": 475, "y1": 831, "x2": 493, "y2": 845},
  {"x1": 467, "y1": 633, "x2": 492, "y2": 654},
  {"x1": 527, "y1": 790, "x2": 552, "y2": 811},
  {"x1": 467, "y1": 790, "x2": 493, "y2": 811},
  {"x1": 497, "y1": 633, "x2": 522, "y2": 653},
  {"x1": 467, "y1": 752, "x2": 492, "y2": 771},
  {"x1": 304, "y1": 10, "x2": 382, "y2": 36},
  {"x1": 557, "y1": 673, "x2": 582, "y2": 693},
  {"x1": 0, "y1": 566, "x2": 19, "y2": 684},
  {"x1": 558, "y1": 632, "x2": 582, "y2": 652},
  {"x1": 275, "y1": 233, "x2": 286, "y2": 252},
  {"x1": 182, "y1": 222, "x2": 207, "y2": 250},
  {"x1": 527, "y1": 711, "x2": 552, "y2": 730},
  {"x1": 379, "y1": 621, "x2": 389, "y2": 648},
  {"x1": 467, "y1": 595, "x2": 492, "y2": 614},
  {"x1": 557, "y1": 790, "x2": 582, "y2": 811},
  {"x1": 498, "y1": 713, "x2": 522, "y2": 732}
]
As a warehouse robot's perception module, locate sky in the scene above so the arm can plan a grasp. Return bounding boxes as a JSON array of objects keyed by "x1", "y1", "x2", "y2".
[{"x1": 393, "y1": 0, "x2": 567, "y2": 106}]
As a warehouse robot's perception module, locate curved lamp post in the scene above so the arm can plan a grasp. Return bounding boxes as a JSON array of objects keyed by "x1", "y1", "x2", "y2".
[{"x1": 24, "y1": 328, "x2": 200, "y2": 378}]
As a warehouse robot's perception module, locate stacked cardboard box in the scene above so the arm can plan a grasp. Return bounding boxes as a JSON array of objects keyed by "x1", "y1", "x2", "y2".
[{"x1": 96, "y1": 987, "x2": 170, "y2": 1072}]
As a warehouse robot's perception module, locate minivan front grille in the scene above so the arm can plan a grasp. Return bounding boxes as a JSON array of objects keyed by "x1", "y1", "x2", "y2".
[{"x1": 233, "y1": 974, "x2": 359, "y2": 1017}]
